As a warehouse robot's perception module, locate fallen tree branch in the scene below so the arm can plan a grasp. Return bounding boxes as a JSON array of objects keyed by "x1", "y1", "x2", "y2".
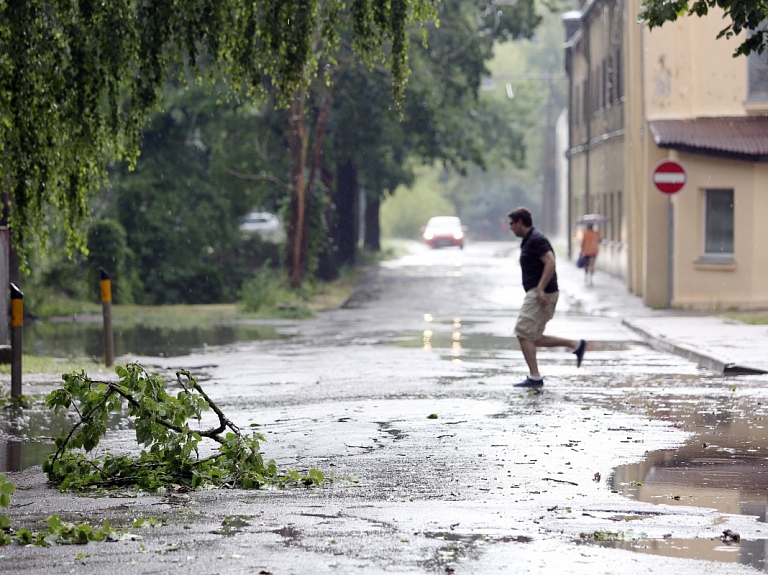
[{"x1": 44, "y1": 363, "x2": 324, "y2": 491}]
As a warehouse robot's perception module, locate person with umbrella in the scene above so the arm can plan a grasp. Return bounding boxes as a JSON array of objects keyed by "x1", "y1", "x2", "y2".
[{"x1": 580, "y1": 222, "x2": 602, "y2": 285}]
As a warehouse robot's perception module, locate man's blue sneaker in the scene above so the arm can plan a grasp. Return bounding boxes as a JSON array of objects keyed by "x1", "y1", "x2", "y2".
[
  {"x1": 514, "y1": 377, "x2": 544, "y2": 388},
  {"x1": 574, "y1": 339, "x2": 587, "y2": 367}
]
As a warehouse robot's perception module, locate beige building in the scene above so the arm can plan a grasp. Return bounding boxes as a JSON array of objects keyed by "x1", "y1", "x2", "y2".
[{"x1": 564, "y1": 0, "x2": 768, "y2": 309}]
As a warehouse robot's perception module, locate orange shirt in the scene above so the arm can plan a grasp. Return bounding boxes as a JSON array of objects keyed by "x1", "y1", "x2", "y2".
[{"x1": 581, "y1": 229, "x2": 601, "y2": 256}]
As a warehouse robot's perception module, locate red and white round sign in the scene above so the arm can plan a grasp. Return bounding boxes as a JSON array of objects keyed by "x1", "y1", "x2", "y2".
[{"x1": 652, "y1": 160, "x2": 687, "y2": 195}]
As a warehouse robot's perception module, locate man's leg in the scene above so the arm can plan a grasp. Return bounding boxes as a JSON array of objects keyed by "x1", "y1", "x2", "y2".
[
  {"x1": 518, "y1": 336, "x2": 540, "y2": 378},
  {"x1": 535, "y1": 335, "x2": 588, "y2": 367},
  {"x1": 534, "y1": 335, "x2": 578, "y2": 349}
]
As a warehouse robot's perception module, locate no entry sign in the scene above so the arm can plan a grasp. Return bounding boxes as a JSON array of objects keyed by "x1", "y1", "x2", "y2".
[{"x1": 652, "y1": 159, "x2": 687, "y2": 195}]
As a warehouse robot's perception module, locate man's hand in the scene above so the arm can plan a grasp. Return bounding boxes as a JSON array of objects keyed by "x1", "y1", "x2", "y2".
[{"x1": 536, "y1": 251, "x2": 557, "y2": 305}]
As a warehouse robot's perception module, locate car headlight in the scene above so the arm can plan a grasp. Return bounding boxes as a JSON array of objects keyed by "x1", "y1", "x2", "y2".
[
  {"x1": 453, "y1": 231, "x2": 464, "y2": 240},
  {"x1": 424, "y1": 231, "x2": 434, "y2": 240}
]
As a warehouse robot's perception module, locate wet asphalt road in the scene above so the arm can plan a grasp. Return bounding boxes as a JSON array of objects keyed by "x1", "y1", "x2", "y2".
[{"x1": 5, "y1": 240, "x2": 768, "y2": 574}]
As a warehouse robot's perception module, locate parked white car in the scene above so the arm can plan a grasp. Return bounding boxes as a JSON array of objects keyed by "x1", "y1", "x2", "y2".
[{"x1": 240, "y1": 211, "x2": 282, "y2": 239}]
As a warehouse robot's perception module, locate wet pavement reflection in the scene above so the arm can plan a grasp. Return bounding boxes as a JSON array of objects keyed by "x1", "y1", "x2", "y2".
[
  {"x1": 0, "y1": 404, "x2": 127, "y2": 472},
  {"x1": 609, "y1": 390, "x2": 768, "y2": 523},
  {"x1": 415, "y1": 323, "x2": 768, "y2": 569},
  {"x1": 25, "y1": 322, "x2": 287, "y2": 358},
  {"x1": 585, "y1": 536, "x2": 765, "y2": 570}
]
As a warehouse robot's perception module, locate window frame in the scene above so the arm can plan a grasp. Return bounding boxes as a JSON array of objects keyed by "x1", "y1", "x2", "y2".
[{"x1": 702, "y1": 188, "x2": 735, "y2": 260}]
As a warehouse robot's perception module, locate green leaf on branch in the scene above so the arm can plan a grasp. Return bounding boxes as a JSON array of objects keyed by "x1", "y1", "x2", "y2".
[{"x1": 43, "y1": 363, "x2": 323, "y2": 491}]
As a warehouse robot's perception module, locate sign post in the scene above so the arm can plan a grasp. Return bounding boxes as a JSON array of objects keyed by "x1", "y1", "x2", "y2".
[{"x1": 652, "y1": 159, "x2": 687, "y2": 308}]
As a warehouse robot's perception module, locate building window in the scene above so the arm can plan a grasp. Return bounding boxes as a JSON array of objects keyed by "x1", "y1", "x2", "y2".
[
  {"x1": 748, "y1": 48, "x2": 768, "y2": 100},
  {"x1": 606, "y1": 55, "x2": 614, "y2": 107},
  {"x1": 747, "y1": 24, "x2": 768, "y2": 100},
  {"x1": 704, "y1": 189, "x2": 734, "y2": 256}
]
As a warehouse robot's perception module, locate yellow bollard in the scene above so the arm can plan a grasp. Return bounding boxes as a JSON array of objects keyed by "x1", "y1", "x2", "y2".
[
  {"x1": 10, "y1": 283, "x2": 23, "y2": 398},
  {"x1": 100, "y1": 268, "x2": 115, "y2": 367}
]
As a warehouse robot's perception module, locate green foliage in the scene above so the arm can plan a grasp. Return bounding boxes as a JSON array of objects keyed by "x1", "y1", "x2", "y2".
[
  {"x1": 381, "y1": 6, "x2": 565, "y2": 239},
  {"x1": 44, "y1": 363, "x2": 323, "y2": 491},
  {"x1": 580, "y1": 530, "x2": 626, "y2": 542},
  {"x1": 106, "y1": 81, "x2": 285, "y2": 305},
  {"x1": 0, "y1": 515, "x2": 126, "y2": 547},
  {"x1": 239, "y1": 260, "x2": 287, "y2": 313},
  {"x1": 0, "y1": 472, "x2": 14, "y2": 523},
  {"x1": 640, "y1": 0, "x2": 768, "y2": 57},
  {"x1": 380, "y1": 166, "x2": 458, "y2": 239},
  {"x1": 0, "y1": 0, "x2": 438, "y2": 264},
  {"x1": 86, "y1": 219, "x2": 141, "y2": 304},
  {"x1": 0, "y1": 475, "x2": 141, "y2": 546}
]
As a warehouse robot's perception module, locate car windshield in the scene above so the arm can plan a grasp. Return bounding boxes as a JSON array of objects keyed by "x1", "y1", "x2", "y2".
[{"x1": 427, "y1": 217, "x2": 460, "y2": 228}]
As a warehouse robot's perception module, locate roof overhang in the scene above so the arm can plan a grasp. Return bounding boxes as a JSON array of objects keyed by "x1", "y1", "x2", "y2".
[{"x1": 649, "y1": 116, "x2": 768, "y2": 162}]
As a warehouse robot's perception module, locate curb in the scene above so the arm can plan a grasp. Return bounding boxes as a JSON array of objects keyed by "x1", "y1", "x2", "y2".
[{"x1": 622, "y1": 319, "x2": 767, "y2": 376}]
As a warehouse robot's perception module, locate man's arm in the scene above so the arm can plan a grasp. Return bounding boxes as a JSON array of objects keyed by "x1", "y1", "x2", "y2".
[{"x1": 536, "y1": 251, "x2": 556, "y2": 305}]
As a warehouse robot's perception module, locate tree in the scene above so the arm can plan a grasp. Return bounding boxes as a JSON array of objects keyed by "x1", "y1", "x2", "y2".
[
  {"x1": 107, "y1": 81, "x2": 283, "y2": 304},
  {"x1": 640, "y1": 0, "x2": 768, "y2": 56},
  {"x1": 327, "y1": 0, "x2": 543, "y2": 263},
  {"x1": 380, "y1": 6, "x2": 570, "y2": 241},
  {"x1": 0, "y1": 0, "x2": 438, "y2": 267}
]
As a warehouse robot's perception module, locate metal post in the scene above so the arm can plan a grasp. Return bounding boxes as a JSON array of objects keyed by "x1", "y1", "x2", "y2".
[
  {"x1": 10, "y1": 283, "x2": 23, "y2": 398},
  {"x1": 668, "y1": 196, "x2": 674, "y2": 308},
  {"x1": 100, "y1": 268, "x2": 115, "y2": 367}
]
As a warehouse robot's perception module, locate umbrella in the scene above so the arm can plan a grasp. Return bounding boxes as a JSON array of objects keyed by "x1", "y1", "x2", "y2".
[{"x1": 577, "y1": 213, "x2": 608, "y2": 225}]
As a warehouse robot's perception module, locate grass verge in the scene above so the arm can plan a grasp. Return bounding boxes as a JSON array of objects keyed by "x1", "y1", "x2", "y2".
[
  {"x1": 28, "y1": 267, "x2": 365, "y2": 326},
  {"x1": 721, "y1": 311, "x2": 768, "y2": 325}
]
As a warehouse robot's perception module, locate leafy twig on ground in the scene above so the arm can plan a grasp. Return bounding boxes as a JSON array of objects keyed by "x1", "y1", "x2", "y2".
[{"x1": 43, "y1": 363, "x2": 324, "y2": 490}]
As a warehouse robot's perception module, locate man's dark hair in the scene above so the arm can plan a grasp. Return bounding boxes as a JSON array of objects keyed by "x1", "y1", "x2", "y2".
[{"x1": 507, "y1": 207, "x2": 532, "y2": 227}]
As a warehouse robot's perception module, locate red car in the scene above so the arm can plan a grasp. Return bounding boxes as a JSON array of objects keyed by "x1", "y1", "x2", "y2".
[{"x1": 422, "y1": 216, "x2": 466, "y2": 249}]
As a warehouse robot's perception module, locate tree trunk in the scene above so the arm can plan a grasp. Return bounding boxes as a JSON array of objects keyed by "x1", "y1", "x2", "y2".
[
  {"x1": 335, "y1": 161, "x2": 359, "y2": 266},
  {"x1": 286, "y1": 91, "x2": 308, "y2": 288},
  {"x1": 315, "y1": 167, "x2": 340, "y2": 281},
  {"x1": 363, "y1": 192, "x2": 381, "y2": 252},
  {"x1": 285, "y1": 89, "x2": 332, "y2": 288}
]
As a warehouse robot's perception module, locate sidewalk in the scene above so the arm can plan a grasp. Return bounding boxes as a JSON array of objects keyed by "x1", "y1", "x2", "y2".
[{"x1": 560, "y1": 259, "x2": 768, "y2": 376}]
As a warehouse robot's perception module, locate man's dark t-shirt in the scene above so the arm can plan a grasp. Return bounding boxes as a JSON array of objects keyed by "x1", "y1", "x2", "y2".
[{"x1": 519, "y1": 228, "x2": 558, "y2": 293}]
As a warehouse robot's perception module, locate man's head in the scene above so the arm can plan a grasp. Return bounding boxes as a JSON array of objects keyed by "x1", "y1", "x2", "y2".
[
  {"x1": 586, "y1": 223, "x2": 594, "y2": 231},
  {"x1": 507, "y1": 207, "x2": 533, "y2": 237}
]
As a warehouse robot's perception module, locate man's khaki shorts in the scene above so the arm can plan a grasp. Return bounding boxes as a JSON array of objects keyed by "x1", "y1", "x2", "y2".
[{"x1": 514, "y1": 289, "x2": 559, "y2": 341}]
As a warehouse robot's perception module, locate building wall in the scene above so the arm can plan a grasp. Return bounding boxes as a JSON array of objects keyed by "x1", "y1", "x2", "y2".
[
  {"x1": 642, "y1": 11, "x2": 747, "y2": 120},
  {"x1": 751, "y1": 164, "x2": 768, "y2": 304},
  {"x1": 568, "y1": 1, "x2": 768, "y2": 309},
  {"x1": 637, "y1": 3, "x2": 768, "y2": 309},
  {"x1": 671, "y1": 155, "x2": 751, "y2": 308},
  {"x1": 623, "y1": 0, "x2": 645, "y2": 298},
  {"x1": 567, "y1": 0, "x2": 628, "y2": 278},
  {"x1": 668, "y1": 156, "x2": 768, "y2": 310}
]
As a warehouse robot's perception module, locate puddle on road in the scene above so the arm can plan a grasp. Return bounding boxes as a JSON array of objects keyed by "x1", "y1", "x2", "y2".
[
  {"x1": 610, "y1": 392, "x2": 768, "y2": 520},
  {"x1": 25, "y1": 322, "x2": 287, "y2": 358},
  {"x1": 583, "y1": 536, "x2": 766, "y2": 571},
  {"x1": 0, "y1": 440, "x2": 56, "y2": 473},
  {"x1": 391, "y1": 331, "x2": 516, "y2": 356},
  {"x1": 0, "y1": 406, "x2": 127, "y2": 472},
  {"x1": 592, "y1": 390, "x2": 768, "y2": 569},
  {"x1": 389, "y1": 330, "x2": 634, "y2": 362}
]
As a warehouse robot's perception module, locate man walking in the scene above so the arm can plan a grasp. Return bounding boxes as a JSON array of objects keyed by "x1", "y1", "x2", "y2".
[{"x1": 508, "y1": 207, "x2": 586, "y2": 387}]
